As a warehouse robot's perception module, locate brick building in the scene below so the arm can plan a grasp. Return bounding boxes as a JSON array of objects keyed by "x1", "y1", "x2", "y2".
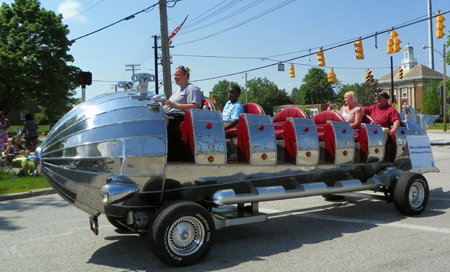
[{"x1": 377, "y1": 44, "x2": 448, "y2": 111}]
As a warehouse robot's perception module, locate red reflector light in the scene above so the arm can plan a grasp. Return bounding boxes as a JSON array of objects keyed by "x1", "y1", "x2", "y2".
[
  {"x1": 206, "y1": 123, "x2": 212, "y2": 129},
  {"x1": 342, "y1": 129, "x2": 346, "y2": 133},
  {"x1": 304, "y1": 127, "x2": 309, "y2": 132},
  {"x1": 259, "y1": 125, "x2": 264, "y2": 131}
]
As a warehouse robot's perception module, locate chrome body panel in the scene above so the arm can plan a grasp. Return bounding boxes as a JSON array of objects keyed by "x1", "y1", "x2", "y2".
[
  {"x1": 394, "y1": 127, "x2": 409, "y2": 166},
  {"x1": 361, "y1": 124, "x2": 385, "y2": 163},
  {"x1": 191, "y1": 109, "x2": 227, "y2": 165},
  {"x1": 286, "y1": 117, "x2": 319, "y2": 165},
  {"x1": 330, "y1": 121, "x2": 355, "y2": 164},
  {"x1": 244, "y1": 114, "x2": 277, "y2": 165}
]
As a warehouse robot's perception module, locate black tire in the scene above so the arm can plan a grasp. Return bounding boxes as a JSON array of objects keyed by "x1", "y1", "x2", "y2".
[
  {"x1": 106, "y1": 215, "x2": 130, "y2": 232},
  {"x1": 148, "y1": 201, "x2": 215, "y2": 267},
  {"x1": 322, "y1": 194, "x2": 346, "y2": 201},
  {"x1": 392, "y1": 172, "x2": 429, "y2": 216}
]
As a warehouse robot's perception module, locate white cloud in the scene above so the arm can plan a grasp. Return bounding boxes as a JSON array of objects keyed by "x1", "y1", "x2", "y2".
[{"x1": 58, "y1": 0, "x2": 87, "y2": 23}]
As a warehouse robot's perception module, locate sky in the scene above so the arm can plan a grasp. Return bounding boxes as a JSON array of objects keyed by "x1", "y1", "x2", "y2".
[{"x1": 24, "y1": 0, "x2": 450, "y2": 101}]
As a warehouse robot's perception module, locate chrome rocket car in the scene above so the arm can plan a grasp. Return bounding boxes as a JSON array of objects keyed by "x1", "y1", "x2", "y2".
[{"x1": 34, "y1": 73, "x2": 438, "y2": 266}]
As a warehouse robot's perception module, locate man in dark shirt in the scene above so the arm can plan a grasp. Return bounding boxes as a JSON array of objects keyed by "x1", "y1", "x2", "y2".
[{"x1": 363, "y1": 92, "x2": 401, "y2": 136}]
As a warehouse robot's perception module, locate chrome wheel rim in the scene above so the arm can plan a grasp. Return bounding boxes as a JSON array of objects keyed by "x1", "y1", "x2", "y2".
[
  {"x1": 409, "y1": 180, "x2": 425, "y2": 209},
  {"x1": 167, "y1": 216, "x2": 205, "y2": 256}
]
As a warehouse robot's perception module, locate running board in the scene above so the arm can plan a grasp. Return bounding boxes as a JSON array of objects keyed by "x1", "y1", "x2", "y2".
[{"x1": 212, "y1": 179, "x2": 382, "y2": 206}]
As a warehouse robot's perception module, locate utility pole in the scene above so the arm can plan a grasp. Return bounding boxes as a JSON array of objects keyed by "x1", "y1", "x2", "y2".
[
  {"x1": 159, "y1": 0, "x2": 172, "y2": 98},
  {"x1": 153, "y1": 35, "x2": 159, "y2": 94},
  {"x1": 125, "y1": 64, "x2": 141, "y2": 75},
  {"x1": 243, "y1": 72, "x2": 248, "y2": 103},
  {"x1": 111, "y1": 84, "x2": 117, "y2": 92},
  {"x1": 427, "y1": 0, "x2": 435, "y2": 70}
]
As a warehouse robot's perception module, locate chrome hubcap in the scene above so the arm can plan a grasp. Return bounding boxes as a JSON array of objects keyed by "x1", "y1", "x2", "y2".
[
  {"x1": 409, "y1": 180, "x2": 425, "y2": 209},
  {"x1": 168, "y1": 216, "x2": 205, "y2": 256}
]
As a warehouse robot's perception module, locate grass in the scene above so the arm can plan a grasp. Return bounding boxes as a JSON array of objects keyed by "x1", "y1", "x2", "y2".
[
  {"x1": 427, "y1": 122, "x2": 448, "y2": 130},
  {"x1": 0, "y1": 170, "x2": 51, "y2": 195},
  {"x1": 7, "y1": 125, "x2": 50, "y2": 137}
]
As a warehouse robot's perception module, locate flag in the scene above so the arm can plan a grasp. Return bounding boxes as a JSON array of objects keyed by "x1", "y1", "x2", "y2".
[{"x1": 168, "y1": 15, "x2": 188, "y2": 45}]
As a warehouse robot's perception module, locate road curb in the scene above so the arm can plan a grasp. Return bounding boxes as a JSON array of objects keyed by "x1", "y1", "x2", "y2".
[{"x1": 0, "y1": 188, "x2": 55, "y2": 202}]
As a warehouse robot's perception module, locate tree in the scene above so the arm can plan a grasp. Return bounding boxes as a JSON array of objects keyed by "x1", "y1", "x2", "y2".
[
  {"x1": 422, "y1": 80, "x2": 441, "y2": 115},
  {"x1": 0, "y1": 0, "x2": 79, "y2": 122},
  {"x1": 210, "y1": 80, "x2": 241, "y2": 108},
  {"x1": 355, "y1": 81, "x2": 381, "y2": 107},
  {"x1": 291, "y1": 68, "x2": 336, "y2": 105},
  {"x1": 245, "y1": 77, "x2": 290, "y2": 115}
]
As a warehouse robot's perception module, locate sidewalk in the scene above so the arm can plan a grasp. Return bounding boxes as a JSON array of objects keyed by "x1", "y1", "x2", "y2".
[{"x1": 0, "y1": 188, "x2": 55, "y2": 201}]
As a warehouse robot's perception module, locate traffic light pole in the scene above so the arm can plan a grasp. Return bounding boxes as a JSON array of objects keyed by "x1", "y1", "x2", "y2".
[
  {"x1": 390, "y1": 56, "x2": 395, "y2": 105},
  {"x1": 443, "y1": 44, "x2": 447, "y2": 132},
  {"x1": 82, "y1": 84, "x2": 86, "y2": 102}
]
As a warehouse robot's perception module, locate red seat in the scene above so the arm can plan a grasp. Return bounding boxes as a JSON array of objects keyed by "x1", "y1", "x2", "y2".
[
  {"x1": 361, "y1": 114, "x2": 377, "y2": 125},
  {"x1": 243, "y1": 102, "x2": 265, "y2": 115},
  {"x1": 273, "y1": 107, "x2": 309, "y2": 139},
  {"x1": 180, "y1": 110, "x2": 195, "y2": 162},
  {"x1": 225, "y1": 102, "x2": 264, "y2": 138},
  {"x1": 312, "y1": 111, "x2": 344, "y2": 141}
]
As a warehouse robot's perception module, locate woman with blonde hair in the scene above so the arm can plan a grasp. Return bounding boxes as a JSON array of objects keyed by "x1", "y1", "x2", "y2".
[{"x1": 339, "y1": 91, "x2": 363, "y2": 129}]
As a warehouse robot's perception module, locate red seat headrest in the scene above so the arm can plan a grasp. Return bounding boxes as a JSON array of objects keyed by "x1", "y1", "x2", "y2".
[
  {"x1": 243, "y1": 103, "x2": 265, "y2": 115},
  {"x1": 313, "y1": 111, "x2": 344, "y2": 124},
  {"x1": 273, "y1": 107, "x2": 308, "y2": 122}
]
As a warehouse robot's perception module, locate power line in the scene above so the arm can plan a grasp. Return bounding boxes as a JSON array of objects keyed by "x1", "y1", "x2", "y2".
[
  {"x1": 66, "y1": 3, "x2": 158, "y2": 44},
  {"x1": 189, "y1": 10, "x2": 450, "y2": 83},
  {"x1": 176, "y1": 0, "x2": 295, "y2": 45}
]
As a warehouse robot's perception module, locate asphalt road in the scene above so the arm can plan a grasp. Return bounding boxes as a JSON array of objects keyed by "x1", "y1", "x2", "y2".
[{"x1": 1, "y1": 138, "x2": 450, "y2": 271}]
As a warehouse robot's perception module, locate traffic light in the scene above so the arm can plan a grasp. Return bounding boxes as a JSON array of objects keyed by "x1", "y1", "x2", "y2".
[
  {"x1": 393, "y1": 37, "x2": 402, "y2": 53},
  {"x1": 317, "y1": 48, "x2": 325, "y2": 67},
  {"x1": 387, "y1": 38, "x2": 394, "y2": 54},
  {"x1": 78, "y1": 71, "x2": 92, "y2": 85},
  {"x1": 327, "y1": 69, "x2": 336, "y2": 83},
  {"x1": 390, "y1": 30, "x2": 398, "y2": 40},
  {"x1": 436, "y1": 12, "x2": 446, "y2": 39},
  {"x1": 365, "y1": 70, "x2": 373, "y2": 83},
  {"x1": 354, "y1": 38, "x2": 364, "y2": 60},
  {"x1": 289, "y1": 64, "x2": 295, "y2": 78},
  {"x1": 398, "y1": 67, "x2": 403, "y2": 79}
]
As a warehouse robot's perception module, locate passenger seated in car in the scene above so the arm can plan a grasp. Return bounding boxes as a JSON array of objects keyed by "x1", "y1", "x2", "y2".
[
  {"x1": 212, "y1": 85, "x2": 244, "y2": 130},
  {"x1": 328, "y1": 91, "x2": 363, "y2": 130},
  {"x1": 363, "y1": 92, "x2": 400, "y2": 136}
]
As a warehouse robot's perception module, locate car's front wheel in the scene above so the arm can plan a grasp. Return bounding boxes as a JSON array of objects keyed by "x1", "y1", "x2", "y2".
[{"x1": 148, "y1": 201, "x2": 215, "y2": 267}]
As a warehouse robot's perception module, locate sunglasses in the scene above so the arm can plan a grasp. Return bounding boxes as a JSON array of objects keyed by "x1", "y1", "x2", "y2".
[{"x1": 177, "y1": 66, "x2": 189, "y2": 74}]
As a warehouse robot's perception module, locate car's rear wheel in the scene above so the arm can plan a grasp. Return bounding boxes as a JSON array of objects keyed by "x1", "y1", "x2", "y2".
[{"x1": 392, "y1": 172, "x2": 429, "y2": 216}]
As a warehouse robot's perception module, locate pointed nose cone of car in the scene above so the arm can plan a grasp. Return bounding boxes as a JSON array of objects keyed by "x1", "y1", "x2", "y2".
[{"x1": 38, "y1": 92, "x2": 167, "y2": 215}]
